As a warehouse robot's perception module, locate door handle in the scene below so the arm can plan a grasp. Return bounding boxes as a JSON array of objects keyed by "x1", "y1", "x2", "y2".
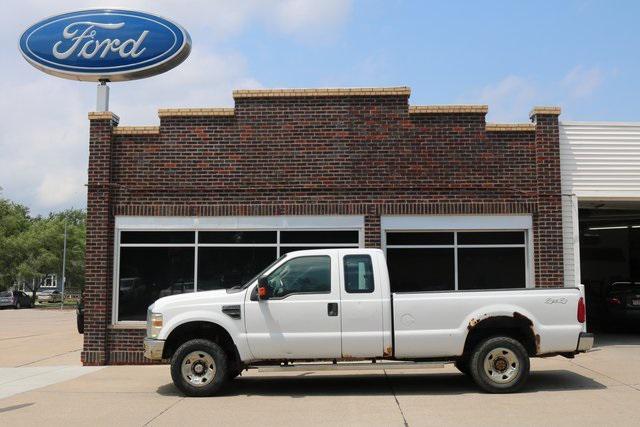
[{"x1": 327, "y1": 302, "x2": 338, "y2": 316}]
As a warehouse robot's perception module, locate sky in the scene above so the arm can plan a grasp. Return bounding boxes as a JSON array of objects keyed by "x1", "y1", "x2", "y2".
[{"x1": 1, "y1": 0, "x2": 639, "y2": 215}]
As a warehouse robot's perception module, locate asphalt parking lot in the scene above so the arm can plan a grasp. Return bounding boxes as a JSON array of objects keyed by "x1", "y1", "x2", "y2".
[{"x1": 1, "y1": 309, "x2": 640, "y2": 426}]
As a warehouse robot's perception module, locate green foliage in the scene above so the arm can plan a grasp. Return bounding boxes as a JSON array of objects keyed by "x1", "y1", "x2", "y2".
[{"x1": 0, "y1": 194, "x2": 85, "y2": 292}]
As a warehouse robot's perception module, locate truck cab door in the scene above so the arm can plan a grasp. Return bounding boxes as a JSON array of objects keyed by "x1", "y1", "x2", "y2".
[
  {"x1": 338, "y1": 250, "x2": 385, "y2": 358},
  {"x1": 244, "y1": 252, "x2": 342, "y2": 359}
]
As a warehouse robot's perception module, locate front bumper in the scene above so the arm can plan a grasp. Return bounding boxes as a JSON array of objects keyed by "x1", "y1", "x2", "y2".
[
  {"x1": 143, "y1": 338, "x2": 165, "y2": 360},
  {"x1": 576, "y1": 332, "x2": 594, "y2": 352}
]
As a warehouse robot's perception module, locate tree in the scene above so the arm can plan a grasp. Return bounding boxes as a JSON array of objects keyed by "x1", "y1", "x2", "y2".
[
  {"x1": 0, "y1": 197, "x2": 32, "y2": 290},
  {"x1": 0, "y1": 192, "x2": 85, "y2": 298}
]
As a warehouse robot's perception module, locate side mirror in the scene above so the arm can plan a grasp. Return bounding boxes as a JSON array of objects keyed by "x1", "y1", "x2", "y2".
[{"x1": 257, "y1": 276, "x2": 269, "y2": 300}]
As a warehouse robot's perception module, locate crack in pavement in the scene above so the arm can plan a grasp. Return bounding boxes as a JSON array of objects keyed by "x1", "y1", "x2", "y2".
[
  {"x1": 16, "y1": 349, "x2": 81, "y2": 368},
  {"x1": 0, "y1": 334, "x2": 45, "y2": 342},
  {"x1": 568, "y1": 359, "x2": 640, "y2": 392},
  {"x1": 384, "y1": 370, "x2": 409, "y2": 427},
  {"x1": 143, "y1": 397, "x2": 185, "y2": 426}
]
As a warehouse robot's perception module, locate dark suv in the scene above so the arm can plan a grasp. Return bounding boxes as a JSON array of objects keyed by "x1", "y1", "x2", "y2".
[{"x1": 0, "y1": 290, "x2": 34, "y2": 309}]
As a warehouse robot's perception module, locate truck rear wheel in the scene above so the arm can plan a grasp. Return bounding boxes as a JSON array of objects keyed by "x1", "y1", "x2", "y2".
[
  {"x1": 170, "y1": 339, "x2": 229, "y2": 397},
  {"x1": 469, "y1": 336, "x2": 529, "y2": 393}
]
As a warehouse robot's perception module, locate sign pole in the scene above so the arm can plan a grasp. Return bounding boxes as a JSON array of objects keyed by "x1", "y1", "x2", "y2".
[{"x1": 96, "y1": 80, "x2": 109, "y2": 112}]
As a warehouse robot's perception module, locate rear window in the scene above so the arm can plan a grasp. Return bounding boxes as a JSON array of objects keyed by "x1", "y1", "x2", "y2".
[{"x1": 0, "y1": 291, "x2": 12, "y2": 297}]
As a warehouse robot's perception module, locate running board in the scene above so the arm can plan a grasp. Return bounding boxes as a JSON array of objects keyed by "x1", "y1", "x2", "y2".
[{"x1": 257, "y1": 361, "x2": 446, "y2": 373}]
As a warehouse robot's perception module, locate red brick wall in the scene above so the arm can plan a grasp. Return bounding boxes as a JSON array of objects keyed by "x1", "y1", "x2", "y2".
[
  {"x1": 82, "y1": 114, "x2": 117, "y2": 366},
  {"x1": 532, "y1": 112, "x2": 564, "y2": 287},
  {"x1": 83, "y1": 92, "x2": 563, "y2": 365}
]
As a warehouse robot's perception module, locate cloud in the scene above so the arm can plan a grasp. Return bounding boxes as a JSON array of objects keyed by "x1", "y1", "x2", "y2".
[
  {"x1": 268, "y1": 0, "x2": 353, "y2": 41},
  {"x1": 465, "y1": 75, "x2": 538, "y2": 122},
  {"x1": 464, "y1": 66, "x2": 608, "y2": 122},
  {"x1": 110, "y1": 48, "x2": 263, "y2": 125},
  {"x1": 1, "y1": 1, "x2": 352, "y2": 214},
  {"x1": 37, "y1": 170, "x2": 86, "y2": 207},
  {"x1": 562, "y1": 65, "x2": 603, "y2": 98}
]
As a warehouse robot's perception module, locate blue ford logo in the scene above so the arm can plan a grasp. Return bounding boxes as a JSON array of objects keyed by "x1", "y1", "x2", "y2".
[{"x1": 19, "y1": 9, "x2": 191, "y2": 81}]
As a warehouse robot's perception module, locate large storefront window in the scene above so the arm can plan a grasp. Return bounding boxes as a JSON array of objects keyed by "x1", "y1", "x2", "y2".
[
  {"x1": 386, "y1": 231, "x2": 528, "y2": 293},
  {"x1": 116, "y1": 229, "x2": 359, "y2": 321}
]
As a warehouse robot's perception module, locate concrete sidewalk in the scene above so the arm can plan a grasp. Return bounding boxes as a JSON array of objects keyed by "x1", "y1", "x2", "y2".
[
  {"x1": 0, "y1": 308, "x2": 82, "y2": 367},
  {"x1": 1, "y1": 309, "x2": 640, "y2": 426},
  {"x1": 0, "y1": 346, "x2": 639, "y2": 426}
]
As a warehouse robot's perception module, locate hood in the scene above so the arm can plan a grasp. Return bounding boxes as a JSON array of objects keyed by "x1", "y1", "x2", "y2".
[{"x1": 149, "y1": 288, "x2": 238, "y2": 313}]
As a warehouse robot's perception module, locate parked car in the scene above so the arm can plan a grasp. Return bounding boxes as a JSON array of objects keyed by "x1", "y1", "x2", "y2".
[
  {"x1": 605, "y1": 282, "x2": 640, "y2": 326},
  {"x1": 76, "y1": 297, "x2": 84, "y2": 334},
  {"x1": 144, "y1": 248, "x2": 593, "y2": 397},
  {"x1": 37, "y1": 289, "x2": 62, "y2": 303},
  {"x1": 0, "y1": 290, "x2": 34, "y2": 309}
]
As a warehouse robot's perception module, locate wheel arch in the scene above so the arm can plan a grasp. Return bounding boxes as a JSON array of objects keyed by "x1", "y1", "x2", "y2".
[
  {"x1": 463, "y1": 313, "x2": 539, "y2": 357},
  {"x1": 162, "y1": 321, "x2": 242, "y2": 369}
]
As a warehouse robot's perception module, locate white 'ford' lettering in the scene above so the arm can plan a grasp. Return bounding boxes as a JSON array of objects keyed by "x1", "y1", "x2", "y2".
[{"x1": 52, "y1": 21, "x2": 148, "y2": 60}]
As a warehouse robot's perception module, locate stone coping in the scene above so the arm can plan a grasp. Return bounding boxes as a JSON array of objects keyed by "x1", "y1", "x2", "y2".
[
  {"x1": 88, "y1": 111, "x2": 120, "y2": 123},
  {"x1": 529, "y1": 106, "x2": 561, "y2": 118},
  {"x1": 233, "y1": 87, "x2": 411, "y2": 98},
  {"x1": 158, "y1": 108, "x2": 235, "y2": 117},
  {"x1": 409, "y1": 105, "x2": 488, "y2": 114},
  {"x1": 112, "y1": 126, "x2": 160, "y2": 135},
  {"x1": 486, "y1": 123, "x2": 536, "y2": 131}
]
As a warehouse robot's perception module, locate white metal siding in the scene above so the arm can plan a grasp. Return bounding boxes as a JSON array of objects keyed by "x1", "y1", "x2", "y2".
[
  {"x1": 560, "y1": 121, "x2": 640, "y2": 287},
  {"x1": 560, "y1": 122, "x2": 640, "y2": 197}
]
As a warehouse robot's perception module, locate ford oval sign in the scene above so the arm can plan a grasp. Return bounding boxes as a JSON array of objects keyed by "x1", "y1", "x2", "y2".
[{"x1": 19, "y1": 9, "x2": 191, "y2": 82}]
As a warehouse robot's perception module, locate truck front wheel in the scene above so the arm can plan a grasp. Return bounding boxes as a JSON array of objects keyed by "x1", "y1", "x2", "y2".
[
  {"x1": 454, "y1": 358, "x2": 470, "y2": 376},
  {"x1": 170, "y1": 339, "x2": 229, "y2": 397},
  {"x1": 469, "y1": 336, "x2": 530, "y2": 393}
]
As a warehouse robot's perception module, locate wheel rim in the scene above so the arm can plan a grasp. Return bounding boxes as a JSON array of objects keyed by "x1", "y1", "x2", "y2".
[
  {"x1": 181, "y1": 350, "x2": 216, "y2": 387},
  {"x1": 483, "y1": 347, "x2": 519, "y2": 384}
]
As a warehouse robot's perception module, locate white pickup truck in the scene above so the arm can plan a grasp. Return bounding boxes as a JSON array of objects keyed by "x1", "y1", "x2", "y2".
[{"x1": 144, "y1": 248, "x2": 593, "y2": 396}]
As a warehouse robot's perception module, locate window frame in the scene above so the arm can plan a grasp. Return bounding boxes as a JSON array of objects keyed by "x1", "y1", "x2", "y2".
[
  {"x1": 112, "y1": 216, "x2": 364, "y2": 325},
  {"x1": 381, "y1": 215, "x2": 534, "y2": 291}
]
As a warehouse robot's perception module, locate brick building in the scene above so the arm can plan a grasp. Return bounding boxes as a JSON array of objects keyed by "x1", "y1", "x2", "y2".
[{"x1": 82, "y1": 86, "x2": 563, "y2": 365}]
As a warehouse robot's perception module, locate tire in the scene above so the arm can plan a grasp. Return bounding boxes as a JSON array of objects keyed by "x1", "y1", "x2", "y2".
[
  {"x1": 469, "y1": 336, "x2": 530, "y2": 393},
  {"x1": 454, "y1": 358, "x2": 470, "y2": 376},
  {"x1": 170, "y1": 339, "x2": 229, "y2": 397},
  {"x1": 77, "y1": 315, "x2": 84, "y2": 334},
  {"x1": 15, "y1": 301, "x2": 21, "y2": 309},
  {"x1": 227, "y1": 367, "x2": 244, "y2": 380}
]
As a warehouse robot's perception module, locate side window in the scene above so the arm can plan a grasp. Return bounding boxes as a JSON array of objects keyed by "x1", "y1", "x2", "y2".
[
  {"x1": 344, "y1": 255, "x2": 374, "y2": 293},
  {"x1": 266, "y1": 256, "x2": 331, "y2": 298}
]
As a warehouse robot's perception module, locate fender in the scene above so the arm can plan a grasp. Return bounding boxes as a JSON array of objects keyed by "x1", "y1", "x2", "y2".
[
  {"x1": 459, "y1": 304, "x2": 541, "y2": 354},
  {"x1": 159, "y1": 309, "x2": 253, "y2": 361}
]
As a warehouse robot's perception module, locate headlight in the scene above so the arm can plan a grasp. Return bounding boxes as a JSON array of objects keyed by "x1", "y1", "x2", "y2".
[{"x1": 147, "y1": 312, "x2": 163, "y2": 338}]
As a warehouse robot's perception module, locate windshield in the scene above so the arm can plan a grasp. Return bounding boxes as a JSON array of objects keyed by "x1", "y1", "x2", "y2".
[
  {"x1": 0, "y1": 291, "x2": 11, "y2": 297},
  {"x1": 240, "y1": 254, "x2": 287, "y2": 289}
]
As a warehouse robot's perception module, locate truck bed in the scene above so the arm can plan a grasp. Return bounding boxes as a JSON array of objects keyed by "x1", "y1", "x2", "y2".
[{"x1": 392, "y1": 287, "x2": 584, "y2": 358}]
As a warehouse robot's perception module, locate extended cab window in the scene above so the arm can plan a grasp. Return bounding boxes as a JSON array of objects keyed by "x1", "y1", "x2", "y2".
[
  {"x1": 265, "y1": 256, "x2": 330, "y2": 298},
  {"x1": 344, "y1": 255, "x2": 374, "y2": 293}
]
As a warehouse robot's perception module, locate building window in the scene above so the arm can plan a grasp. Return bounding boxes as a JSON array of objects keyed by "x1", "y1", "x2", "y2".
[
  {"x1": 115, "y1": 227, "x2": 360, "y2": 322},
  {"x1": 386, "y1": 231, "x2": 528, "y2": 292},
  {"x1": 118, "y1": 246, "x2": 195, "y2": 321}
]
